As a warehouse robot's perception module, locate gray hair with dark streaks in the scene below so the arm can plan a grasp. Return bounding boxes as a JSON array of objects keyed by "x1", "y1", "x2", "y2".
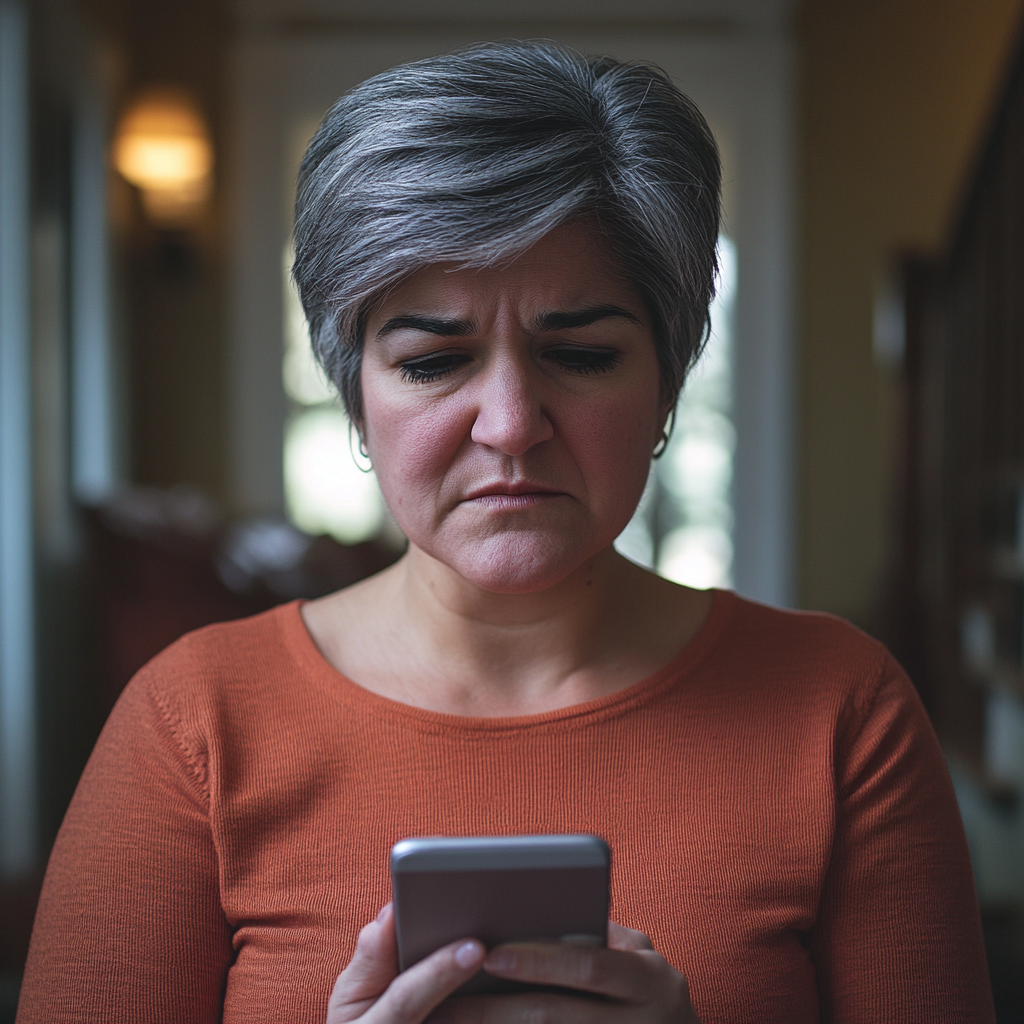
[{"x1": 292, "y1": 40, "x2": 722, "y2": 422}]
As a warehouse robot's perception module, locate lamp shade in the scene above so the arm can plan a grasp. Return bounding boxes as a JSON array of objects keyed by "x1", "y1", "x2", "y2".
[{"x1": 113, "y1": 87, "x2": 213, "y2": 225}]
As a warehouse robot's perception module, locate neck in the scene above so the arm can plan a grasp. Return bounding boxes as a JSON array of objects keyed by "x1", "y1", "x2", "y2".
[
  {"x1": 304, "y1": 539, "x2": 710, "y2": 717},
  {"x1": 401, "y1": 541, "x2": 622, "y2": 629},
  {"x1": 373, "y1": 543, "x2": 643, "y2": 713}
]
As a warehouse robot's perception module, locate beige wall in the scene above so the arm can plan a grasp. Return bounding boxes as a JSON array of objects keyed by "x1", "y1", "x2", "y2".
[
  {"x1": 796, "y1": 0, "x2": 1022, "y2": 622},
  {"x1": 93, "y1": 0, "x2": 231, "y2": 504}
]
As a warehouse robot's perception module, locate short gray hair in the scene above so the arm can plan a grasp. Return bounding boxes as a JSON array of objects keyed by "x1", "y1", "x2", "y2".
[{"x1": 293, "y1": 40, "x2": 721, "y2": 422}]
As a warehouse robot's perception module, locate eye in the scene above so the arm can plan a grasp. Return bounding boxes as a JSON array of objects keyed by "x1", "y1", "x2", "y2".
[
  {"x1": 545, "y1": 346, "x2": 622, "y2": 375},
  {"x1": 398, "y1": 351, "x2": 470, "y2": 383}
]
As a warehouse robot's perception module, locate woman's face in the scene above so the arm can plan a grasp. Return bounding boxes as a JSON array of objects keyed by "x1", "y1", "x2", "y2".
[{"x1": 360, "y1": 222, "x2": 667, "y2": 594}]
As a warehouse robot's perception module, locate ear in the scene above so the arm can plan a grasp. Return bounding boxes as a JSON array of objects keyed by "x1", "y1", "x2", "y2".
[
  {"x1": 656, "y1": 395, "x2": 676, "y2": 437},
  {"x1": 348, "y1": 417, "x2": 371, "y2": 462},
  {"x1": 658, "y1": 401, "x2": 672, "y2": 432},
  {"x1": 651, "y1": 396, "x2": 676, "y2": 459}
]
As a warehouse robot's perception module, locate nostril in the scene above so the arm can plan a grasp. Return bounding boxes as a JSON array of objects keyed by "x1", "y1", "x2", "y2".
[{"x1": 470, "y1": 402, "x2": 553, "y2": 455}]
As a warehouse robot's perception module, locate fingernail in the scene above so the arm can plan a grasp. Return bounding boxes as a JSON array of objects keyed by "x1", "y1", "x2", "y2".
[
  {"x1": 455, "y1": 940, "x2": 483, "y2": 969},
  {"x1": 484, "y1": 948, "x2": 515, "y2": 972},
  {"x1": 376, "y1": 903, "x2": 391, "y2": 923}
]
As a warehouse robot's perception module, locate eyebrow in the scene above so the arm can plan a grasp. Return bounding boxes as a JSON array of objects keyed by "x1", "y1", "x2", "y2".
[
  {"x1": 375, "y1": 305, "x2": 641, "y2": 339},
  {"x1": 375, "y1": 315, "x2": 475, "y2": 339},
  {"x1": 534, "y1": 305, "x2": 642, "y2": 331}
]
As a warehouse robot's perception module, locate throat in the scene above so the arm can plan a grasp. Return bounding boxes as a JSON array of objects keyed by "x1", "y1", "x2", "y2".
[{"x1": 300, "y1": 548, "x2": 712, "y2": 718}]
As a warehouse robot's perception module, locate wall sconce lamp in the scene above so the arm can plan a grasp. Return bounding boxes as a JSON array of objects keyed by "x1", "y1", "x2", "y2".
[{"x1": 112, "y1": 87, "x2": 213, "y2": 228}]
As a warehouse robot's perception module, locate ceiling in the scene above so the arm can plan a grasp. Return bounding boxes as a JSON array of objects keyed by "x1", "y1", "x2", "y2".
[{"x1": 231, "y1": 0, "x2": 796, "y2": 32}]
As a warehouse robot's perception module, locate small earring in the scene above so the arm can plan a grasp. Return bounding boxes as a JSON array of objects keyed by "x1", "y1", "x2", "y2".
[{"x1": 348, "y1": 422, "x2": 373, "y2": 473}]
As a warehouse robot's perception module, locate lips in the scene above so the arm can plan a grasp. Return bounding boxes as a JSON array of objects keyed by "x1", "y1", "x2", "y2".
[{"x1": 462, "y1": 481, "x2": 563, "y2": 501}]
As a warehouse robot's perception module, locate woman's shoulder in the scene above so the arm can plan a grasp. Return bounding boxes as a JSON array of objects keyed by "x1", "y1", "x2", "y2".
[
  {"x1": 717, "y1": 590, "x2": 888, "y2": 659},
  {"x1": 707, "y1": 590, "x2": 904, "y2": 718},
  {"x1": 98, "y1": 601, "x2": 334, "y2": 782},
  {"x1": 117, "y1": 600, "x2": 315, "y2": 726},
  {"x1": 138, "y1": 600, "x2": 302, "y2": 683}
]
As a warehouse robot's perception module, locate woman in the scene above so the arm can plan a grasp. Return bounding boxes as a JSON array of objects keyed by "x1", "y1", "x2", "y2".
[{"x1": 18, "y1": 41, "x2": 993, "y2": 1024}]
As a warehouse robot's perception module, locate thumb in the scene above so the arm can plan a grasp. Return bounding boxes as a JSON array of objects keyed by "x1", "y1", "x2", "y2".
[{"x1": 608, "y1": 920, "x2": 654, "y2": 951}]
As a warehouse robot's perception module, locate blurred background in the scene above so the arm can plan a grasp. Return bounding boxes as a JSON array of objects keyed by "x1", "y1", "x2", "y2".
[{"x1": 1, "y1": 0, "x2": 1023, "y2": 1018}]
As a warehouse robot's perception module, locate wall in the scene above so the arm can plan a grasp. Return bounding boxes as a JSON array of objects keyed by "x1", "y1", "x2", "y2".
[
  {"x1": 796, "y1": 0, "x2": 1023, "y2": 623},
  {"x1": 88, "y1": 0, "x2": 230, "y2": 504}
]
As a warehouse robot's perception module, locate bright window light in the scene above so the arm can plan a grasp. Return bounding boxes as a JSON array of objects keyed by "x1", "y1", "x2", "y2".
[
  {"x1": 283, "y1": 250, "x2": 336, "y2": 407},
  {"x1": 284, "y1": 407, "x2": 385, "y2": 543},
  {"x1": 282, "y1": 246, "x2": 388, "y2": 544},
  {"x1": 659, "y1": 525, "x2": 733, "y2": 590},
  {"x1": 616, "y1": 235, "x2": 737, "y2": 590}
]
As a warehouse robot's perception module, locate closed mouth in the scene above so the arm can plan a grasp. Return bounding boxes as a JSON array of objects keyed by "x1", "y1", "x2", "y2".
[{"x1": 462, "y1": 483, "x2": 565, "y2": 506}]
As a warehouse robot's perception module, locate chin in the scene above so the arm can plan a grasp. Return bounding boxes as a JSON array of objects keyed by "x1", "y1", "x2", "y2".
[{"x1": 437, "y1": 531, "x2": 600, "y2": 594}]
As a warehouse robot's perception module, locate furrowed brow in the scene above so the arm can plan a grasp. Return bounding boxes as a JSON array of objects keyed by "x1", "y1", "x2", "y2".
[
  {"x1": 375, "y1": 315, "x2": 475, "y2": 339},
  {"x1": 534, "y1": 305, "x2": 642, "y2": 332}
]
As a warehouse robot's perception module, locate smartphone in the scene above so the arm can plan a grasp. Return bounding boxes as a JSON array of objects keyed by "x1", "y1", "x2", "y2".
[{"x1": 391, "y1": 834, "x2": 611, "y2": 995}]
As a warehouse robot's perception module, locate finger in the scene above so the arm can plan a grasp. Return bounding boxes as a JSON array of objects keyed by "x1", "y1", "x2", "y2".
[
  {"x1": 429, "y1": 991, "x2": 621, "y2": 1024},
  {"x1": 329, "y1": 904, "x2": 400, "y2": 1014},
  {"x1": 607, "y1": 920, "x2": 654, "y2": 952},
  {"x1": 483, "y1": 942, "x2": 672, "y2": 1003},
  {"x1": 368, "y1": 939, "x2": 486, "y2": 1024}
]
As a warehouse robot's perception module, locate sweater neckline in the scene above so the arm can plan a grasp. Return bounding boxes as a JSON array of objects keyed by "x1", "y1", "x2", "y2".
[{"x1": 278, "y1": 587, "x2": 737, "y2": 734}]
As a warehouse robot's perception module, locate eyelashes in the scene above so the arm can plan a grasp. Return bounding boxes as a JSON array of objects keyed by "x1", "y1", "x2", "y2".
[
  {"x1": 398, "y1": 352, "x2": 470, "y2": 383},
  {"x1": 398, "y1": 347, "x2": 622, "y2": 384},
  {"x1": 547, "y1": 347, "x2": 622, "y2": 375}
]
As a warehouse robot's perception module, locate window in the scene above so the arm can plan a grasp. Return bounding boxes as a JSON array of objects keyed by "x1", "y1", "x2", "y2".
[
  {"x1": 615, "y1": 235, "x2": 737, "y2": 588},
  {"x1": 282, "y1": 246, "x2": 389, "y2": 544}
]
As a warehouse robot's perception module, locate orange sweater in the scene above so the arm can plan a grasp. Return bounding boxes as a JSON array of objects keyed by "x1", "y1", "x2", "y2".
[{"x1": 18, "y1": 591, "x2": 994, "y2": 1024}]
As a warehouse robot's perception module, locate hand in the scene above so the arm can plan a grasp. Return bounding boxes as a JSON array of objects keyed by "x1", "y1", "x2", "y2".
[
  {"x1": 427, "y1": 922, "x2": 700, "y2": 1023},
  {"x1": 326, "y1": 904, "x2": 486, "y2": 1024}
]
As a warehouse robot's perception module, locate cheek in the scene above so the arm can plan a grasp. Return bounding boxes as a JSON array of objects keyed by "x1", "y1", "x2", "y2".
[
  {"x1": 359, "y1": 356, "x2": 662, "y2": 539},
  {"x1": 360, "y1": 383, "x2": 469, "y2": 509},
  {"x1": 560, "y1": 387, "x2": 661, "y2": 499}
]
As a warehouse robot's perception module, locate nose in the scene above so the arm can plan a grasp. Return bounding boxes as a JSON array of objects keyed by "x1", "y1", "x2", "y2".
[{"x1": 469, "y1": 355, "x2": 554, "y2": 457}]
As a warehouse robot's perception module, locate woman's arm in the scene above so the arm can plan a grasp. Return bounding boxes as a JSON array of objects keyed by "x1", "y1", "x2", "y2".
[
  {"x1": 812, "y1": 656, "x2": 995, "y2": 1023},
  {"x1": 16, "y1": 671, "x2": 232, "y2": 1024}
]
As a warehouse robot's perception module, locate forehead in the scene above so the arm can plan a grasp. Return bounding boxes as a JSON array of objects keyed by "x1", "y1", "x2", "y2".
[{"x1": 367, "y1": 223, "x2": 648, "y2": 323}]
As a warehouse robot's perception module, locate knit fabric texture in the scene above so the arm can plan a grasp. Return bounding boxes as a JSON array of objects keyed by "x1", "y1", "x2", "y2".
[{"x1": 18, "y1": 590, "x2": 995, "y2": 1023}]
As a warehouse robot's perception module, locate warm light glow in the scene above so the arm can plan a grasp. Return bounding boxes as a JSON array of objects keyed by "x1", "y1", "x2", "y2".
[
  {"x1": 116, "y1": 136, "x2": 210, "y2": 189},
  {"x1": 113, "y1": 88, "x2": 213, "y2": 225}
]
